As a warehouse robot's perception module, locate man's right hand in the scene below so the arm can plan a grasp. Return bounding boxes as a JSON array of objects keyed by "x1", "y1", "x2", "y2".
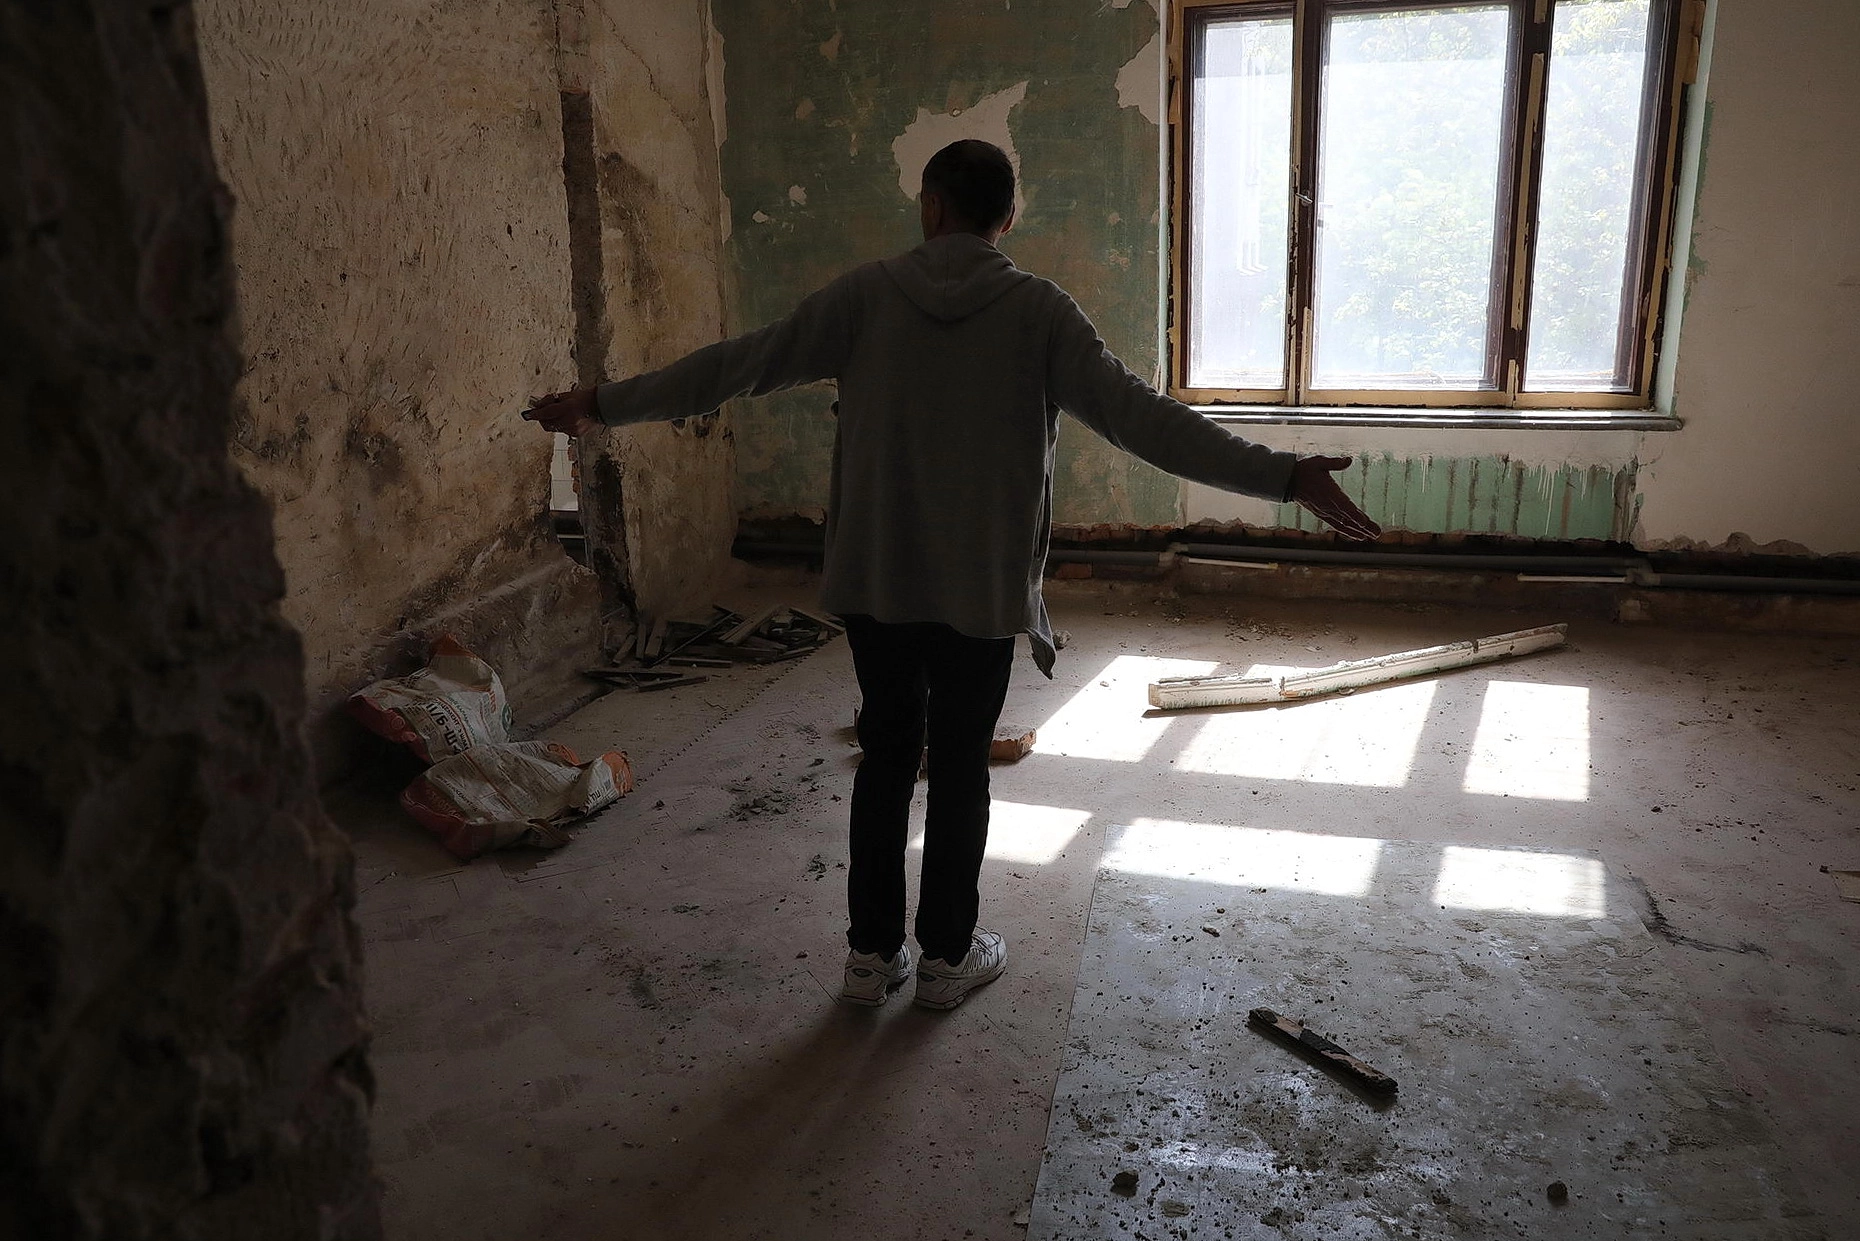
[
  {"x1": 522, "y1": 387, "x2": 603, "y2": 438},
  {"x1": 1289, "y1": 455, "x2": 1382, "y2": 541}
]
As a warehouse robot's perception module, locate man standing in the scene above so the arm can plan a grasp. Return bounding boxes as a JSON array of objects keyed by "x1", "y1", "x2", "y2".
[{"x1": 525, "y1": 139, "x2": 1379, "y2": 1011}]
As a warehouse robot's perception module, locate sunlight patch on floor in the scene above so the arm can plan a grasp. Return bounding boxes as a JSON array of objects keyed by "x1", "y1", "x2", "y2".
[
  {"x1": 1034, "y1": 655, "x2": 1219, "y2": 762},
  {"x1": 1462, "y1": 680, "x2": 1592, "y2": 801},
  {"x1": 1433, "y1": 845, "x2": 1607, "y2": 918},
  {"x1": 1175, "y1": 674, "x2": 1438, "y2": 787},
  {"x1": 1102, "y1": 819, "x2": 1386, "y2": 897},
  {"x1": 909, "y1": 801, "x2": 1092, "y2": 865}
]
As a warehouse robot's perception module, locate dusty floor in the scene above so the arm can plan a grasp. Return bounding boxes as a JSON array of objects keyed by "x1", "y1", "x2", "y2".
[
  {"x1": 1039, "y1": 848, "x2": 1810, "y2": 1239},
  {"x1": 339, "y1": 582, "x2": 1858, "y2": 1240}
]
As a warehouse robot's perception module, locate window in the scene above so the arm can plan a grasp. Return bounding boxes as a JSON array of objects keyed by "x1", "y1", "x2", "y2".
[{"x1": 1170, "y1": 0, "x2": 1696, "y2": 410}]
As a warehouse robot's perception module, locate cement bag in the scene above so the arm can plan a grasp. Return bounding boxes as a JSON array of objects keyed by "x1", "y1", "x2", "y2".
[
  {"x1": 347, "y1": 635, "x2": 511, "y2": 763},
  {"x1": 400, "y1": 740, "x2": 635, "y2": 861}
]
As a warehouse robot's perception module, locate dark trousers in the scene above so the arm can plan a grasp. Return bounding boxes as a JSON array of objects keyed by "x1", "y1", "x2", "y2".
[{"x1": 842, "y1": 615, "x2": 1015, "y2": 965}]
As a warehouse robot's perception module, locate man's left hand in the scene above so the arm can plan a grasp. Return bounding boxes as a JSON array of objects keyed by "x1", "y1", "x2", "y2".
[
  {"x1": 1289, "y1": 455, "x2": 1382, "y2": 541},
  {"x1": 522, "y1": 387, "x2": 603, "y2": 437}
]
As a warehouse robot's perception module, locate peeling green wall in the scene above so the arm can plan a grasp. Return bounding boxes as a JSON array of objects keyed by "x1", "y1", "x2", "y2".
[
  {"x1": 714, "y1": 0, "x2": 1180, "y2": 525},
  {"x1": 710, "y1": 3, "x2": 1698, "y2": 550},
  {"x1": 712, "y1": 1, "x2": 1860, "y2": 556}
]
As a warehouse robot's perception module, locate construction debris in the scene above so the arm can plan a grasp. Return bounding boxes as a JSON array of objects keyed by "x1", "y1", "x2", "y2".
[
  {"x1": 849, "y1": 715, "x2": 1037, "y2": 769},
  {"x1": 347, "y1": 635, "x2": 512, "y2": 762},
  {"x1": 345, "y1": 638, "x2": 641, "y2": 860},
  {"x1": 1822, "y1": 866, "x2": 1860, "y2": 902},
  {"x1": 641, "y1": 617, "x2": 669, "y2": 661},
  {"x1": 990, "y1": 726, "x2": 1037, "y2": 762},
  {"x1": 400, "y1": 741, "x2": 633, "y2": 861},
  {"x1": 1247, "y1": 1007, "x2": 1398, "y2": 1097},
  {"x1": 583, "y1": 604, "x2": 840, "y2": 692},
  {"x1": 1149, "y1": 623, "x2": 1569, "y2": 710},
  {"x1": 582, "y1": 668, "x2": 708, "y2": 692}
]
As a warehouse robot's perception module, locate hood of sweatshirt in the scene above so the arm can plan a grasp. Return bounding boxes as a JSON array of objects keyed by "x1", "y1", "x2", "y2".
[{"x1": 880, "y1": 233, "x2": 1032, "y2": 323}]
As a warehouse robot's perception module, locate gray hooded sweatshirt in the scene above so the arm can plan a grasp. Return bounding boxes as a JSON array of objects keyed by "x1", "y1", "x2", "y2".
[{"x1": 596, "y1": 233, "x2": 1297, "y2": 676}]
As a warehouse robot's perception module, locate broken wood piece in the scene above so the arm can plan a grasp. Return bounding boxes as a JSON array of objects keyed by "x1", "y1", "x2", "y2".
[
  {"x1": 642, "y1": 617, "x2": 670, "y2": 661},
  {"x1": 581, "y1": 666, "x2": 642, "y2": 684},
  {"x1": 635, "y1": 674, "x2": 708, "y2": 693},
  {"x1": 767, "y1": 623, "x2": 825, "y2": 647},
  {"x1": 657, "y1": 608, "x2": 741, "y2": 662},
  {"x1": 1247, "y1": 1008, "x2": 1397, "y2": 1097},
  {"x1": 989, "y1": 726, "x2": 1036, "y2": 762},
  {"x1": 721, "y1": 605, "x2": 783, "y2": 646},
  {"x1": 789, "y1": 606, "x2": 846, "y2": 632},
  {"x1": 671, "y1": 643, "x2": 742, "y2": 662},
  {"x1": 751, "y1": 643, "x2": 821, "y2": 664},
  {"x1": 580, "y1": 666, "x2": 690, "y2": 687},
  {"x1": 1827, "y1": 869, "x2": 1860, "y2": 902},
  {"x1": 1149, "y1": 623, "x2": 1569, "y2": 710},
  {"x1": 664, "y1": 656, "x2": 731, "y2": 668}
]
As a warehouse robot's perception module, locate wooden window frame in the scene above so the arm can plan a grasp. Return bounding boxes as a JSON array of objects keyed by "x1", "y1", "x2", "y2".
[{"x1": 1168, "y1": 0, "x2": 1701, "y2": 413}]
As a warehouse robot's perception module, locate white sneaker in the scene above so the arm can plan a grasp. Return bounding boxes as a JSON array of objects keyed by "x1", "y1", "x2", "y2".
[
  {"x1": 840, "y1": 944, "x2": 914, "y2": 1006},
  {"x1": 913, "y1": 929, "x2": 1007, "y2": 1010}
]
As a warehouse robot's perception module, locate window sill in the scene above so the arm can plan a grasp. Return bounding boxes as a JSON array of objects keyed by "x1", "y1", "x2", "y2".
[{"x1": 1193, "y1": 405, "x2": 1682, "y2": 432}]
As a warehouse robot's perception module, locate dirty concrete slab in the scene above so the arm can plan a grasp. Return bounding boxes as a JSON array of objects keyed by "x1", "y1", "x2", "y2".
[
  {"x1": 1029, "y1": 838, "x2": 1821, "y2": 1240},
  {"x1": 339, "y1": 582, "x2": 1860, "y2": 1240},
  {"x1": 352, "y1": 602, "x2": 1105, "y2": 1241}
]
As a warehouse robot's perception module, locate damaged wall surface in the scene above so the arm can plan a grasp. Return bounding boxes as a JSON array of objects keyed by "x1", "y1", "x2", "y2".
[
  {"x1": 571, "y1": 0, "x2": 739, "y2": 629},
  {"x1": 1183, "y1": 426, "x2": 1646, "y2": 544},
  {"x1": 1, "y1": 1, "x2": 376, "y2": 1236},
  {"x1": 196, "y1": 0, "x2": 602, "y2": 773},
  {"x1": 717, "y1": 0, "x2": 1857, "y2": 559},
  {"x1": 714, "y1": 0, "x2": 1180, "y2": 527}
]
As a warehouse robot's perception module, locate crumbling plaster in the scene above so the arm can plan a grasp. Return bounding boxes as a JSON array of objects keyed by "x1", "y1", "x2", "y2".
[
  {"x1": 719, "y1": 0, "x2": 1857, "y2": 559},
  {"x1": 578, "y1": 0, "x2": 740, "y2": 629},
  {"x1": 2, "y1": 1, "x2": 375, "y2": 1235},
  {"x1": 197, "y1": 0, "x2": 601, "y2": 773},
  {"x1": 714, "y1": 0, "x2": 1176, "y2": 527}
]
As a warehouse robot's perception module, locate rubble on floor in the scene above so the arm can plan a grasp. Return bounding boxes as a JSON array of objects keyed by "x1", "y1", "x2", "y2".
[
  {"x1": 346, "y1": 634, "x2": 512, "y2": 761},
  {"x1": 584, "y1": 604, "x2": 843, "y2": 692},
  {"x1": 349, "y1": 636, "x2": 634, "y2": 859}
]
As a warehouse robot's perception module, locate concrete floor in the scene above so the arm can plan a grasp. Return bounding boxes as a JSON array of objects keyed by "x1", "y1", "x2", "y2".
[
  {"x1": 1037, "y1": 847, "x2": 1810, "y2": 1238},
  {"x1": 341, "y1": 582, "x2": 1858, "y2": 1240}
]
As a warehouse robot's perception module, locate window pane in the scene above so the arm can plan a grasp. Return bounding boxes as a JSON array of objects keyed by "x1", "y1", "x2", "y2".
[
  {"x1": 1524, "y1": 0, "x2": 1653, "y2": 392},
  {"x1": 1311, "y1": 5, "x2": 1512, "y2": 391},
  {"x1": 1188, "y1": 13, "x2": 1294, "y2": 390}
]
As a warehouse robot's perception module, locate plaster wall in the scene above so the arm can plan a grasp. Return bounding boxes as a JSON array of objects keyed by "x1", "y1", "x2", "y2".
[
  {"x1": 1634, "y1": 0, "x2": 1860, "y2": 554},
  {"x1": 1, "y1": 2, "x2": 375, "y2": 1234},
  {"x1": 196, "y1": 0, "x2": 600, "y2": 773},
  {"x1": 713, "y1": 0, "x2": 1179, "y2": 527},
  {"x1": 719, "y1": 0, "x2": 1859, "y2": 558},
  {"x1": 577, "y1": 0, "x2": 739, "y2": 627}
]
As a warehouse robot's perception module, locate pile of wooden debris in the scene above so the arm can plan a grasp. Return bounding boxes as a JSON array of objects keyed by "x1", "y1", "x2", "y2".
[{"x1": 583, "y1": 604, "x2": 843, "y2": 693}]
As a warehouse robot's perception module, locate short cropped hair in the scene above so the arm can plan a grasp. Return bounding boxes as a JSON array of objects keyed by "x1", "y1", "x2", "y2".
[{"x1": 921, "y1": 140, "x2": 1016, "y2": 232}]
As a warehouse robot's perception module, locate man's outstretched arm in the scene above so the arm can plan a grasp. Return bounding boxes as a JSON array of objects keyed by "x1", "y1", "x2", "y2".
[
  {"x1": 1047, "y1": 295, "x2": 1380, "y2": 540},
  {"x1": 523, "y1": 273, "x2": 861, "y2": 436}
]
